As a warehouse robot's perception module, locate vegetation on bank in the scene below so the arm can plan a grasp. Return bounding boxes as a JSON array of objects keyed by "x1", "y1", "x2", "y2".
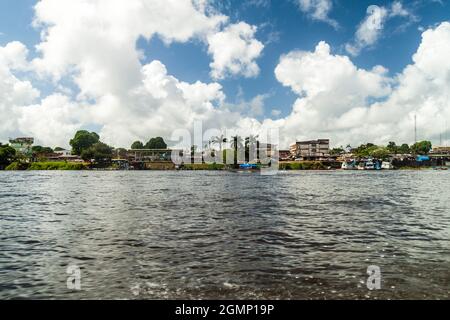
[
  {"x1": 279, "y1": 161, "x2": 327, "y2": 170},
  {"x1": 5, "y1": 161, "x2": 87, "y2": 171},
  {"x1": 331, "y1": 141, "x2": 433, "y2": 159},
  {"x1": 181, "y1": 163, "x2": 226, "y2": 170}
]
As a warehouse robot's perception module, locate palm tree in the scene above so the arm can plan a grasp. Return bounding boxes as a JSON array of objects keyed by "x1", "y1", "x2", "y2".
[
  {"x1": 230, "y1": 135, "x2": 244, "y2": 151},
  {"x1": 212, "y1": 134, "x2": 227, "y2": 152},
  {"x1": 245, "y1": 134, "x2": 259, "y2": 162}
]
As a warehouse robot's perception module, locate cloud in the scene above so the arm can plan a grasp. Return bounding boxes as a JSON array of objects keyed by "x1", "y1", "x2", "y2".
[
  {"x1": 346, "y1": 2, "x2": 417, "y2": 56},
  {"x1": 296, "y1": 0, "x2": 338, "y2": 28},
  {"x1": 0, "y1": 41, "x2": 31, "y2": 71},
  {"x1": 0, "y1": 0, "x2": 266, "y2": 147},
  {"x1": 225, "y1": 92, "x2": 270, "y2": 118},
  {"x1": 270, "y1": 22, "x2": 450, "y2": 148},
  {"x1": 0, "y1": 42, "x2": 40, "y2": 140},
  {"x1": 2, "y1": 1, "x2": 450, "y2": 151},
  {"x1": 207, "y1": 22, "x2": 264, "y2": 79}
]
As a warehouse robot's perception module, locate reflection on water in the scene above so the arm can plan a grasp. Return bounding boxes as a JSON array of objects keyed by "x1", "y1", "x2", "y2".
[{"x1": 0, "y1": 171, "x2": 449, "y2": 299}]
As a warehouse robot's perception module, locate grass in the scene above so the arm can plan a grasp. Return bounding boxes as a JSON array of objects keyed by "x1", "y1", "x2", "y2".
[
  {"x1": 5, "y1": 162, "x2": 30, "y2": 171},
  {"x1": 182, "y1": 163, "x2": 226, "y2": 170},
  {"x1": 279, "y1": 161, "x2": 327, "y2": 170},
  {"x1": 27, "y1": 161, "x2": 86, "y2": 170}
]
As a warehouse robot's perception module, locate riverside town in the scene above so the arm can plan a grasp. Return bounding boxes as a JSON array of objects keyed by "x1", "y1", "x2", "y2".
[{"x1": 1, "y1": 131, "x2": 449, "y2": 171}]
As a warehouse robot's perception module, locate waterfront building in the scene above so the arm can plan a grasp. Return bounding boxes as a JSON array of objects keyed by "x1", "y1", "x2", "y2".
[
  {"x1": 431, "y1": 146, "x2": 450, "y2": 155},
  {"x1": 290, "y1": 139, "x2": 330, "y2": 160},
  {"x1": 54, "y1": 149, "x2": 71, "y2": 157},
  {"x1": 128, "y1": 149, "x2": 183, "y2": 163},
  {"x1": 279, "y1": 150, "x2": 292, "y2": 161},
  {"x1": 9, "y1": 137, "x2": 34, "y2": 157}
]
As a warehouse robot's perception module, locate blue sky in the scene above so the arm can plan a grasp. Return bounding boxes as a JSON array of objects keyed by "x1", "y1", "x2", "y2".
[{"x1": 2, "y1": 0, "x2": 448, "y2": 120}]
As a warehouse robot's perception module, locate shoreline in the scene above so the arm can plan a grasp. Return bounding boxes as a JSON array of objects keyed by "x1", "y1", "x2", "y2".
[{"x1": 1, "y1": 160, "x2": 442, "y2": 172}]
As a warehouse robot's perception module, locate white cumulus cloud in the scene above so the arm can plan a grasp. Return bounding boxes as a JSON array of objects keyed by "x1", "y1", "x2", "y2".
[
  {"x1": 270, "y1": 22, "x2": 450, "y2": 148},
  {"x1": 0, "y1": 0, "x2": 266, "y2": 147},
  {"x1": 297, "y1": 0, "x2": 338, "y2": 28},
  {"x1": 207, "y1": 22, "x2": 264, "y2": 80}
]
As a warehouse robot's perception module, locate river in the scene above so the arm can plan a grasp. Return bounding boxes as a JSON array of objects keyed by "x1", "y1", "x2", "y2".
[{"x1": 0, "y1": 170, "x2": 449, "y2": 299}]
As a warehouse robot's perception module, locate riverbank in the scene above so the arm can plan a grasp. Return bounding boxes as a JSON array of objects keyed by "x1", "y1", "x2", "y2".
[
  {"x1": 5, "y1": 161, "x2": 87, "y2": 171},
  {"x1": 2, "y1": 161, "x2": 444, "y2": 171}
]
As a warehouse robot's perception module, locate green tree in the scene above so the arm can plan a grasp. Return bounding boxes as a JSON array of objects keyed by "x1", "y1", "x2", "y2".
[
  {"x1": 245, "y1": 135, "x2": 258, "y2": 162},
  {"x1": 398, "y1": 143, "x2": 411, "y2": 154},
  {"x1": 212, "y1": 134, "x2": 227, "y2": 152},
  {"x1": 144, "y1": 137, "x2": 167, "y2": 149},
  {"x1": 330, "y1": 147, "x2": 345, "y2": 156},
  {"x1": 354, "y1": 143, "x2": 377, "y2": 157},
  {"x1": 387, "y1": 142, "x2": 398, "y2": 154},
  {"x1": 81, "y1": 142, "x2": 113, "y2": 163},
  {"x1": 114, "y1": 148, "x2": 128, "y2": 159},
  {"x1": 54, "y1": 147, "x2": 65, "y2": 151},
  {"x1": 371, "y1": 147, "x2": 391, "y2": 160},
  {"x1": 411, "y1": 141, "x2": 432, "y2": 155},
  {"x1": 131, "y1": 141, "x2": 144, "y2": 149},
  {"x1": 70, "y1": 130, "x2": 100, "y2": 155},
  {"x1": 32, "y1": 146, "x2": 54, "y2": 154},
  {"x1": 0, "y1": 145, "x2": 17, "y2": 169},
  {"x1": 230, "y1": 136, "x2": 244, "y2": 165}
]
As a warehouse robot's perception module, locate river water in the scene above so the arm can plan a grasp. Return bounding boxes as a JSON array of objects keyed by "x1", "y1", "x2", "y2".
[{"x1": 0, "y1": 170, "x2": 449, "y2": 299}]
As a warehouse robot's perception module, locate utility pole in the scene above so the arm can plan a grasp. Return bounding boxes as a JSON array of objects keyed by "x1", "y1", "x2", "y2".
[
  {"x1": 446, "y1": 120, "x2": 448, "y2": 148},
  {"x1": 414, "y1": 114, "x2": 417, "y2": 144}
]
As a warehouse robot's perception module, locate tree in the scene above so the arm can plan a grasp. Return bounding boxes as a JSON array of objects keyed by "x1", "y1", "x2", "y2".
[
  {"x1": 32, "y1": 146, "x2": 54, "y2": 154},
  {"x1": 114, "y1": 148, "x2": 128, "y2": 159},
  {"x1": 330, "y1": 147, "x2": 345, "y2": 156},
  {"x1": 387, "y1": 142, "x2": 398, "y2": 154},
  {"x1": 212, "y1": 134, "x2": 227, "y2": 151},
  {"x1": 54, "y1": 147, "x2": 65, "y2": 151},
  {"x1": 230, "y1": 136, "x2": 244, "y2": 165},
  {"x1": 0, "y1": 145, "x2": 16, "y2": 168},
  {"x1": 131, "y1": 141, "x2": 144, "y2": 149},
  {"x1": 411, "y1": 141, "x2": 432, "y2": 155},
  {"x1": 398, "y1": 143, "x2": 411, "y2": 154},
  {"x1": 245, "y1": 135, "x2": 258, "y2": 162},
  {"x1": 144, "y1": 137, "x2": 167, "y2": 149},
  {"x1": 81, "y1": 142, "x2": 113, "y2": 163},
  {"x1": 354, "y1": 143, "x2": 377, "y2": 157},
  {"x1": 371, "y1": 147, "x2": 391, "y2": 160},
  {"x1": 70, "y1": 130, "x2": 100, "y2": 155}
]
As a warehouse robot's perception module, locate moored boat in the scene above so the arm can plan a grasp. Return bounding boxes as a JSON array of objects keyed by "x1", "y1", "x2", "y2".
[
  {"x1": 365, "y1": 160, "x2": 375, "y2": 170},
  {"x1": 381, "y1": 161, "x2": 394, "y2": 170},
  {"x1": 341, "y1": 161, "x2": 357, "y2": 170}
]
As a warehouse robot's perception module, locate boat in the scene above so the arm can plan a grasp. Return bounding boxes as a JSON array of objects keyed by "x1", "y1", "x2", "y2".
[
  {"x1": 357, "y1": 162, "x2": 366, "y2": 170},
  {"x1": 239, "y1": 163, "x2": 258, "y2": 170},
  {"x1": 381, "y1": 161, "x2": 394, "y2": 170},
  {"x1": 341, "y1": 160, "x2": 357, "y2": 170},
  {"x1": 365, "y1": 160, "x2": 375, "y2": 170}
]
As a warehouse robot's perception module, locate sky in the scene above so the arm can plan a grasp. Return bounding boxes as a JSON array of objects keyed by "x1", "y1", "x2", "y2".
[{"x1": 1, "y1": 0, "x2": 450, "y2": 149}]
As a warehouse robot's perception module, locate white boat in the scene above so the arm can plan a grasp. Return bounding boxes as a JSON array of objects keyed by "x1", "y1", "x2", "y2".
[
  {"x1": 341, "y1": 161, "x2": 357, "y2": 170},
  {"x1": 381, "y1": 161, "x2": 394, "y2": 170},
  {"x1": 365, "y1": 160, "x2": 375, "y2": 170}
]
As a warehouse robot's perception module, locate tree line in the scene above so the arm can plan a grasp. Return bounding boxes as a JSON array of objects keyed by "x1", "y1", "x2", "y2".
[{"x1": 330, "y1": 141, "x2": 433, "y2": 159}]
